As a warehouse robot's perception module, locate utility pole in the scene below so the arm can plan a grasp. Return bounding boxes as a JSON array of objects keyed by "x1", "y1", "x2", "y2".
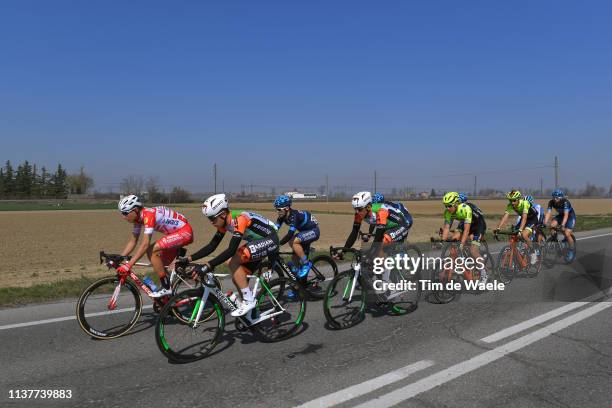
[
  {"x1": 222, "y1": 179, "x2": 225, "y2": 193},
  {"x1": 540, "y1": 178, "x2": 543, "y2": 196},
  {"x1": 213, "y1": 163, "x2": 217, "y2": 194},
  {"x1": 325, "y1": 174, "x2": 329, "y2": 210},
  {"x1": 374, "y1": 170, "x2": 377, "y2": 193},
  {"x1": 554, "y1": 156, "x2": 559, "y2": 189},
  {"x1": 473, "y1": 175, "x2": 477, "y2": 197}
]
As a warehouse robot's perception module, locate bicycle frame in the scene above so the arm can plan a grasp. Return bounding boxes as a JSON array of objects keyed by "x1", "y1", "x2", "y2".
[{"x1": 189, "y1": 272, "x2": 286, "y2": 329}]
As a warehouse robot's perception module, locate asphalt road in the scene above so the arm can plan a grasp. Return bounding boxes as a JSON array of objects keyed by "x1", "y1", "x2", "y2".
[{"x1": 1, "y1": 229, "x2": 611, "y2": 408}]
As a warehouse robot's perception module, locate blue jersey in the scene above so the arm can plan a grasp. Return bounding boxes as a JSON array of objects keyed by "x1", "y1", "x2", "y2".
[
  {"x1": 383, "y1": 201, "x2": 413, "y2": 226},
  {"x1": 547, "y1": 198, "x2": 575, "y2": 216},
  {"x1": 276, "y1": 209, "x2": 318, "y2": 233}
]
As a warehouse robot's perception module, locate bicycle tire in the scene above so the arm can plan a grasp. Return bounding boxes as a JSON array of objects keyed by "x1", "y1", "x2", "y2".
[
  {"x1": 156, "y1": 287, "x2": 224, "y2": 363},
  {"x1": 76, "y1": 276, "x2": 142, "y2": 340},
  {"x1": 323, "y1": 270, "x2": 367, "y2": 329},
  {"x1": 496, "y1": 246, "x2": 515, "y2": 284},
  {"x1": 562, "y1": 233, "x2": 577, "y2": 264},
  {"x1": 250, "y1": 277, "x2": 307, "y2": 342},
  {"x1": 303, "y1": 254, "x2": 338, "y2": 300}
]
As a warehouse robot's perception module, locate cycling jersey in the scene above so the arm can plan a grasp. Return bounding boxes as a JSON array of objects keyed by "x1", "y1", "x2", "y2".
[
  {"x1": 547, "y1": 198, "x2": 575, "y2": 215},
  {"x1": 276, "y1": 209, "x2": 318, "y2": 233},
  {"x1": 444, "y1": 203, "x2": 484, "y2": 226},
  {"x1": 344, "y1": 203, "x2": 410, "y2": 248},
  {"x1": 355, "y1": 203, "x2": 409, "y2": 229},
  {"x1": 219, "y1": 210, "x2": 278, "y2": 242},
  {"x1": 383, "y1": 201, "x2": 413, "y2": 227},
  {"x1": 133, "y1": 206, "x2": 189, "y2": 235},
  {"x1": 506, "y1": 199, "x2": 539, "y2": 220}
]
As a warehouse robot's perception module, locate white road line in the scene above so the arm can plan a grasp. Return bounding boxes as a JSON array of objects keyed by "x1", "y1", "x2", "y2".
[
  {"x1": 294, "y1": 360, "x2": 434, "y2": 408},
  {"x1": 352, "y1": 301, "x2": 612, "y2": 408},
  {"x1": 481, "y1": 285, "x2": 612, "y2": 344},
  {"x1": 488, "y1": 231, "x2": 612, "y2": 255},
  {"x1": 0, "y1": 305, "x2": 153, "y2": 331},
  {"x1": 480, "y1": 302, "x2": 588, "y2": 343}
]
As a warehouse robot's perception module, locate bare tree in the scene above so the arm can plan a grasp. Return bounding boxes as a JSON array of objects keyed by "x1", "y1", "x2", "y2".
[
  {"x1": 120, "y1": 175, "x2": 145, "y2": 195},
  {"x1": 67, "y1": 166, "x2": 94, "y2": 195}
]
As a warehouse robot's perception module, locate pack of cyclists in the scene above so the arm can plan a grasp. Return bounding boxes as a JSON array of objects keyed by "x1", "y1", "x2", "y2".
[{"x1": 115, "y1": 188, "x2": 577, "y2": 307}]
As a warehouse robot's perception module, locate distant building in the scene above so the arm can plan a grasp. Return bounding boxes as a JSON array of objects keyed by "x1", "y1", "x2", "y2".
[{"x1": 285, "y1": 191, "x2": 318, "y2": 199}]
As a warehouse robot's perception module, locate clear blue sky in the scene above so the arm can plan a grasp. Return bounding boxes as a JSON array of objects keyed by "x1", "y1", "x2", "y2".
[{"x1": 1, "y1": 1, "x2": 611, "y2": 194}]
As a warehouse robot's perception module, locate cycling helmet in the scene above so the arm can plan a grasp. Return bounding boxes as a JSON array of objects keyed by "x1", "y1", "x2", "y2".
[
  {"x1": 506, "y1": 190, "x2": 522, "y2": 201},
  {"x1": 118, "y1": 194, "x2": 142, "y2": 213},
  {"x1": 372, "y1": 193, "x2": 385, "y2": 204},
  {"x1": 274, "y1": 194, "x2": 292, "y2": 209},
  {"x1": 458, "y1": 192, "x2": 468, "y2": 203},
  {"x1": 525, "y1": 195, "x2": 534, "y2": 203},
  {"x1": 552, "y1": 189, "x2": 564, "y2": 198},
  {"x1": 352, "y1": 192, "x2": 372, "y2": 208},
  {"x1": 202, "y1": 193, "x2": 229, "y2": 217},
  {"x1": 442, "y1": 192, "x2": 460, "y2": 206}
]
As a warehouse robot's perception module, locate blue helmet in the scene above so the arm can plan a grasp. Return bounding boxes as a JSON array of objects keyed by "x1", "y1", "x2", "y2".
[
  {"x1": 458, "y1": 192, "x2": 468, "y2": 203},
  {"x1": 525, "y1": 195, "x2": 534, "y2": 203},
  {"x1": 552, "y1": 189, "x2": 564, "y2": 198},
  {"x1": 372, "y1": 193, "x2": 385, "y2": 203},
  {"x1": 273, "y1": 194, "x2": 292, "y2": 209}
]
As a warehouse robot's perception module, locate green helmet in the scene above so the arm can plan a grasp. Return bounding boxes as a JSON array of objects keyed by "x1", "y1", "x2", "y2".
[
  {"x1": 443, "y1": 192, "x2": 460, "y2": 206},
  {"x1": 506, "y1": 190, "x2": 522, "y2": 201}
]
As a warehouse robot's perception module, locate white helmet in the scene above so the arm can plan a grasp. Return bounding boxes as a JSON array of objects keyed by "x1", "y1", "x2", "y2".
[
  {"x1": 352, "y1": 191, "x2": 372, "y2": 208},
  {"x1": 118, "y1": 194, "x2": 142, "y2": 213},
  {"x1": 202, "y1": 194, "x2": 229, "y2": 217}
]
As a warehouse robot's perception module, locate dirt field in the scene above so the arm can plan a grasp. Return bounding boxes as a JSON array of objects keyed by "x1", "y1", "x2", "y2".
[
  {"x1": 1, "y1": 198, "x2": 610, "y2": 288},
  {"x1": 237, "y1": 198, "x2": 612, "y2": 216}
]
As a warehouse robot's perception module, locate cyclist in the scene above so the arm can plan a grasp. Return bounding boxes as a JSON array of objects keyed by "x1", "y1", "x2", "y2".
[
  {"x1": 180, "y1": 194, "x2": 279, "y2": 317},
  {"x1": 372, "y1": 193, "x2": 414, "y2": 230},
  {"x1": 440, "y1": 192, "x2": 489, "y2": 283},
  {"x1": 495, "y1": 190, "x2": 539, "y2": 264},
  {"x1": 544, "y1": 189, "x2": 577, "y2": 251},
  {"x1": 273, "y1": 194, "x2": 320, "y2": 278},
  {"x1": 522, "y1": 195, "x2": 545, "y2": 243},
  {"x1": 117, "y1": 195, "x2": 194, "y2": 297},
  {"x1": 458, "y1": 192, "x2": 468, "y2": 203}
]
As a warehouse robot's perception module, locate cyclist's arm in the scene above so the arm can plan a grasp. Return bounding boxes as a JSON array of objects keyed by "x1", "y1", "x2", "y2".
[
  {"x1": 372, "y1": 225, "x2": 385, "y2": 243},
  {"x1": 120, "y1": 232, "x2": 140, "y2": 257},
  {"x1": 343, "y1": 222, "x2": 361, "y2": 249},
  {"x1": 208, "y1": 235, "x2": 242, "y2": 267},
  {"x1": 518, "y1": 214, "x2": 527, "y2": 230},
  {"x1": 279, "y1": 226, "x2": 296, "y2": 246},
  {"x1": 460, "y1": 223, "x2": 471, "y2": 244},
  {"x1": 441, "y1": 223, "x2": 451, "y2": 241},
  {"x1": 497, "y1": 213, "x2": 509, "y2": 230},
  {"x1": 127, "y1": 233, "x2": 153, "y2": 268},
  {"x1": 190, "y1": 231, "x2": 224, "y2": 262}
]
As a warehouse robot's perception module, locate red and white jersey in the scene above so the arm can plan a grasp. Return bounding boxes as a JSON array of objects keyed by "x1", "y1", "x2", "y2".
[{"x1": 133, "y1": 206, "x2": 189, "y2": 235}]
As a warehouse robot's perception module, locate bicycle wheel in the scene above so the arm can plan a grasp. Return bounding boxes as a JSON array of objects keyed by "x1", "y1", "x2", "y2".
[
  {"x1": 496, "y1": 246, "x2": 515, "y2": 284},
  {"x1": 303, "y1": 255, "x2": 338, "y2": 300},
  {"x1": 156, "y1": 288, "x2": 224, "y2": 363},
  {"x1": 250, "y1": 277, "x2": 307, "y2": 342},
  {"x1": 323, "y1": 270, "x2": 367, "y2": 329},
  {"x1": 388, "y1": 267, "x2": 421, "y2": 315},
  {"x1": 76, "y1": 276, "x2": 142, "y2": 340},
  {"x1": 430, "y1": 267, "x2": 461, "y2": 304},
  {"x1": 523, "y1": 244, "x2": 544, "y2": 278},
  {"x1": 543, "y1": 237, "x2": 558, "y2": 268}
]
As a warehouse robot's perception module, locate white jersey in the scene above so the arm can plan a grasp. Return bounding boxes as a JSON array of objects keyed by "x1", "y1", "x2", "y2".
[{"x1": 133, "y1": 206, "x2": 189, "y2": 235}]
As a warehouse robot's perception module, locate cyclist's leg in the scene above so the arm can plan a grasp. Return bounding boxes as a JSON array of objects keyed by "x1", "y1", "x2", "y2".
[
  {"x1": 293, "y1": 227, "x2": 320, "y2": 276},
  {"x1": 233, "y1": 237, "x2": 279, "y2": 299},
  {"x1": 154, "y1": 225, "x2": 194, "y2": 287},
  {"x1": 564, "y1": 214, "x2": 576, "y2": 245}
]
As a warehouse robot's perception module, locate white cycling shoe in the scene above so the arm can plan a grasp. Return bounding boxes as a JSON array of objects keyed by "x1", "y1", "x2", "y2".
[
  {"x1": 231, "y1": 299, "x2": 257, "y2": 317},
  {"x1": 150, "y1": 288, "x2": 172, "y2": 298},
  {"x1": 479, "y1": 270, "x2": 489, "y2": 284},
  {"x1": 530, "y1": 253, "x2": 538, "y2": 265}
]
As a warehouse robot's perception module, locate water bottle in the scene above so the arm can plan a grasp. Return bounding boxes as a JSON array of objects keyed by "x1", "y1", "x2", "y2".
[{"x1": 143, "y1": 276, "x2": 158, "y2": 292}]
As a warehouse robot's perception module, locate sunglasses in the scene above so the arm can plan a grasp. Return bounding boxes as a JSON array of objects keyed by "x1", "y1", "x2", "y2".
[
  {"x1": 444, "y1": 204, "x2": 455, "y2": 208},
  {"x1": 276, "y1": 208, "x2": 288, "y2": 212},
  {"x1": 121, "y1": 210, "x2": 132, "y2": 216}
]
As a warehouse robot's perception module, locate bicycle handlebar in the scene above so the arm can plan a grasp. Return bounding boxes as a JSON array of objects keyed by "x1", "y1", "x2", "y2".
[{"x1": 99, "y1": 251, "x2": 130, "y2": 268}]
